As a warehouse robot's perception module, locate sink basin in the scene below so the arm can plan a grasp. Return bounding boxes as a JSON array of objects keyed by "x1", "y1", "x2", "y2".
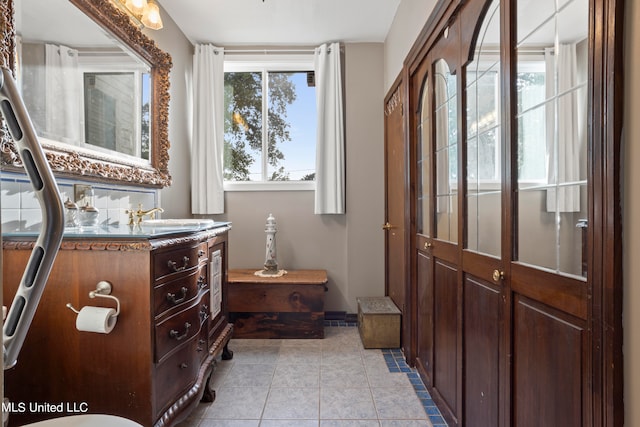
[{"x1": 141, "y1": 219, "x2": 215, "y2": 228}]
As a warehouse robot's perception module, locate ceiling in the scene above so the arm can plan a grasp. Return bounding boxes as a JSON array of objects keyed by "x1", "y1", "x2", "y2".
[{"x1": 156, "y1": 0, "x2": 402, "y2": 46}]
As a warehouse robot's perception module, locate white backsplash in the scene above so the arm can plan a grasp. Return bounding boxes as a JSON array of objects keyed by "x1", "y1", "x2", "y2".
[{"x1": 1, "y1": 171, "x2": 158, "y2": 231}]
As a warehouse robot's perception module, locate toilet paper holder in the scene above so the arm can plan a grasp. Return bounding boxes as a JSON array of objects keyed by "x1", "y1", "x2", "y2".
[{"x1": 66, "y1": 281, "x2": 121, "y2": 317}]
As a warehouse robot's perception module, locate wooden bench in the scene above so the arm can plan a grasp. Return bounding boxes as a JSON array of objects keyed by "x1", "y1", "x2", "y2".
[{"x1": 228, "y1": 269, "x2": 327, "y2": 338}]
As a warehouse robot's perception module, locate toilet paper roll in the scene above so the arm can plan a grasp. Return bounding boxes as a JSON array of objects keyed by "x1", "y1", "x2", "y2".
[{"x1": 75, "y1": 306, "x2": 117, "y2": 334}]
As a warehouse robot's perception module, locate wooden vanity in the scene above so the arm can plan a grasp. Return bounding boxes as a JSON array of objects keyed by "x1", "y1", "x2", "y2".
[{"x1": 2, "y1": 223, "x2": 233, "y2": 427}]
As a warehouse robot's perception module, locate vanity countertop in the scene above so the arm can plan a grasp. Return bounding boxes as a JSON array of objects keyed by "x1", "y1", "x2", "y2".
[{"x1": 2, "y1": 221, "x2": 232, "y2": 239}]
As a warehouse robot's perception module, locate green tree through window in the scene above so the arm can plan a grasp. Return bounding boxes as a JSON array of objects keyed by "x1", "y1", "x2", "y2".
[
  {"x1": 224, "y1": 69, "x2": 316, "y2": 182},
  {"x1": 224, "y1": 71, "x2": 297, "y2": 181}
]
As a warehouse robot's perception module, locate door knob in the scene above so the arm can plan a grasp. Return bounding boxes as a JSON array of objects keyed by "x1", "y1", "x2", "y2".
[
  {"x1": 492, "y1": 269, "x2": 504, "y2": 282},
  {"x1": 382, "y1": 222, "x2": 393, "y2": 230},
  {"x1": 424, "y1": 242, "x2": 432, "y2": 249}
]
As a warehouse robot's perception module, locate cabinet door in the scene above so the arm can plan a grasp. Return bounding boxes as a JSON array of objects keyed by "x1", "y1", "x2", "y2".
[
  {"x1": 511, "y1": 0, "x2": 590, "y2": 424},
  {"x1": 405, "y1": 0, "x2": 621, "y2": 425},
  {"x1": 208, "y1": 236, "x2": 230, "y2": 347}
]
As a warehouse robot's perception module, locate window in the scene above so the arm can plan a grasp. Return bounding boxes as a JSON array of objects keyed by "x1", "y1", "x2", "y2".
[
  {"x1": 515, "y1": 60, "x2": 546, "y2": 183},
  {"x1": 83, "y1": 71, "x2": 151, "y2": 160},
  {"x1": 78, "y1": 51, "x2": 151, "y2": 161},
  {"x1": 223, "y1": 57, "x2": 317, "y2": 188},
  {"x1": 466, "y1": 57, "x2": 548, "y2": 185}
]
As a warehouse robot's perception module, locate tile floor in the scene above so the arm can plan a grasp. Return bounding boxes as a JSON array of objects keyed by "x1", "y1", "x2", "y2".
[{"x1": 177, "y1": 324, "x2": 447, "y2": 427}]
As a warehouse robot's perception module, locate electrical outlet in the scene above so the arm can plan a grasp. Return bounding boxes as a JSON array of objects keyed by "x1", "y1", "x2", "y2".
[{"x1": 73, "y1": 184, "x2": 93, "y2": 207}]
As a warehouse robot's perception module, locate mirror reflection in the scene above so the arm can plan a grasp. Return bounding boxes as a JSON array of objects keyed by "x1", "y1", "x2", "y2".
[
  {"x1": 16, "y1": 0, "x2": 152, "y2": 164},
  {"x1": 417, "y1": 77, "x2": 431, "y2": 237},
  {"x1": 434, "y1": 58, "x2": 458, "y2": 243},
  {"x1": 516, "y1": 0, "x2": 588, "y2": 278},
  {"x1": 466, "y1": 0, "x2": 501, "y2": 257}
]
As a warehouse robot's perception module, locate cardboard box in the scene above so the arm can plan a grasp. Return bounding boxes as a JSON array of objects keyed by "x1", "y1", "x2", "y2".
[{"x1": 357, "y1": 296, "x2": 401, "y2": 349}]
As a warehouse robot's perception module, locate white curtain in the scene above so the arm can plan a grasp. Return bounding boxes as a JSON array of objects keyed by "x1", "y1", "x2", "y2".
[
  {"x1": 191, "y1": 44, "x2": 225, "y2": 214},
  {"x1": 546, "y1": 43, "x2": 583, "y2": 212},
  {"x1": 314, "y1": 42, "x2": 345, "y2": 214},
  {"x1": 45, "y1": 44, "x2": 81, "y2": 143}
]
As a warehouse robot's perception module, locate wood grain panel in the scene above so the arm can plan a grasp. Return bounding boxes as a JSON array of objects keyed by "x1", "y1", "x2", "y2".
[
  {"x1": 228, "y1": 283, "x2": 325, "y2": 312},
  {"x1": 434, "y1": 259, "x2": 458, "y2": 416},
  {"x1": 464, "y1": 275, "x2": 500, "y2": 427},
  {"x1": 3, "y1": 249, "x2": 154, "y2": 426},
  {"x1": 511, "y1": 262, "x2": 587, "y2": 320},
  {"x1": 416, "y1": 250, "x2": 434, "y2": 385},
  {"x1": 384, "y1": 77, "x2": 407, "y2": 324},
  {"x1": 228, "y1": 269, "x2": 328, "y2": 285},
  {"x1": 230, "y1": 312, "x2": 324, "y2": 339},
  {"x1": 513, "y1": 295, "x2": 584, "y2": 427}
]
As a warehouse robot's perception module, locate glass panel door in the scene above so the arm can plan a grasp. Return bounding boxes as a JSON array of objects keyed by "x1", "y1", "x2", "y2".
[
  {"x1": 466, "y1": 0, "x2": 501, "y2": 257},
  {"x1": 516, "y1": 0, "x2": 589, "y2": 278},
  {"x1": 417, "y1": 78, "x2": 431, "y2": 237},
  {"x1": 434, "y1": 59, "x2": 458, "y2": 242}
]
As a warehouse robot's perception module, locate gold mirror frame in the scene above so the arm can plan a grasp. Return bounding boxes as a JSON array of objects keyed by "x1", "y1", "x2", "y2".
[{"x1": 0, "y1": 0, "x2": 172, "y2": 187}]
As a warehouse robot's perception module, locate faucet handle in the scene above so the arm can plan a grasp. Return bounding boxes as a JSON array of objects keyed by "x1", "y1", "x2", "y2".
[
  {"x1": 134, "y1": 206, "x2": 164, "y2": 224},
  {"x1": 124, "y1": 207, "x2": 136, "y2": 226}
]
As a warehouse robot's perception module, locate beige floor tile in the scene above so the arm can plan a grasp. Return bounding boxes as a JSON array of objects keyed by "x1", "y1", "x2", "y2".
[{"x1": 175, "y1": 327, "x2": 439, "y2": 427}]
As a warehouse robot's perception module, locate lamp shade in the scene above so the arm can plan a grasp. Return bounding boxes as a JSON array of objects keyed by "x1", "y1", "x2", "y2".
[
  {"x1": 125, "y1": 0, "x2": 147, "y2": 15},
  {"x1": 141, "y1": 1, "x2": 163, "y2": 30}
]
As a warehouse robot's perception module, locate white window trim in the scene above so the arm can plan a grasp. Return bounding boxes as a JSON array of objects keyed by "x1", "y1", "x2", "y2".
[
  {"x1": 223, "y1": 54, "x2": 316, "y2": 191},
  {"x1": 224, "y1": 180, "x2": 315, "y2": 192}
]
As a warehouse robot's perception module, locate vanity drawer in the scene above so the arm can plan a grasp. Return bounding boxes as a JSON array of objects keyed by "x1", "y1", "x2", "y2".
[
  {"x1": 153, "y1": 242, "x2": 208, "y2": 281},
  {"x1": 154, "y1": 266, "x2": 207, "y2": 319},
  {"x1": 155, "y1": 296, "x2": 207, "y2": 363},
  {"x1": 154, "y1": 333, "x2": 201, "y2": 418}
]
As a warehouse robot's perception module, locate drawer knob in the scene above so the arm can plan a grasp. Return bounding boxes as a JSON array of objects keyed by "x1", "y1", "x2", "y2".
[
  {"x1": 198, "y1": 276, "x2": 207, "y2": 290},
  {"x1": 198, "y1": 249, "x2": 206, "y2": 257},
  {"x1": 169, "y1": 322, "x2": 192, "y2": 341},
  {"x1": 180, "y1": 362, "x2": 188, "y2": 369},
  {"x1": 166, "y1": 287, "x2": 188, "y2": 305},
  {"x1": 167, "y1": 256, "x2": 190, "y2": 272}
]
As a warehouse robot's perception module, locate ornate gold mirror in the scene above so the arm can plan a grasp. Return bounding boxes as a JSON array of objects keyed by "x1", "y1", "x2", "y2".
[{"x1": 0, "y1": 0, "x2": 172, "y2": 187}]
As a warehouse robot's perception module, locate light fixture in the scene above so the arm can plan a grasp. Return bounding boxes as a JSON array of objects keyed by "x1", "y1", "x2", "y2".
[
  {"x1": 112, "y1": 0, "x2": 163, "y2": 30},
  {"x1": 126, "y1": 0, "x2": 146, "y2": 15},
  {"x1": 141, "y1": 0, "x2": 163, "y2": 30}
]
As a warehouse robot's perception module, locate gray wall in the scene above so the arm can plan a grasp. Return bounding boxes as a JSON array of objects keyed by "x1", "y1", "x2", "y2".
[
  {"x1": 152, "y1": 8, "x2": 386, "y2": 313},
  {"x1": 213, "y1": 44, "x2": 387, "y2": 313},
  {"x1": 145, "y1": 13, "x2": 194, "y2": 220},
  {"x1": 384, "y1": 0, "x2": 438, "y2": 91}
]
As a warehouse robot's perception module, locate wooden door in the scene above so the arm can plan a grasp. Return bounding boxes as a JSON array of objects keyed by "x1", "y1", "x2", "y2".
[
  {"x1": 461, "y1": 1, "x2": 503, "y2": 425},
  {"x1": 508, "y1": 0, "x2": 591, "y2": 424},
  {"x1": 412, "y1": 19, "x2": 464, "y2": 423},
  {"x1": 383, "y1": 78, "x2": 408, "y2": 351},
  {"x1": 403, "y1": 0, "x2": 623, "y2": 425}
]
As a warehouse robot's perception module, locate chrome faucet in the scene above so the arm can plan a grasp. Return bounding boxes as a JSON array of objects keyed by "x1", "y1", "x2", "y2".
[{"x1": 126, "y1": 204, "x2": 164, "y2": 225}]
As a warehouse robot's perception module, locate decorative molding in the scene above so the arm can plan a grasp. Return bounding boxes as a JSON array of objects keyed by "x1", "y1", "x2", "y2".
[
  {"x1": 0, "y1": 0, "x2": 173, "y2": 188},
  {"x1": 0, "y1": 0, "x2": 13, "y2": 72},
  {"x1": 3, "y1": 239, "x2": 153, "y2": 252},
  {"x1": 2, "y1": 225, "x2": 232, "y2": 252},
  {"x1": 384, "y1": 86, "x2": 402, "y2": 117}
]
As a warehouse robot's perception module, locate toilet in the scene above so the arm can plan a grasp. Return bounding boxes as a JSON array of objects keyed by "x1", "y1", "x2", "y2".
[{"x1": 24, "y1": 415, "x2": 143, "y2": 426}]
